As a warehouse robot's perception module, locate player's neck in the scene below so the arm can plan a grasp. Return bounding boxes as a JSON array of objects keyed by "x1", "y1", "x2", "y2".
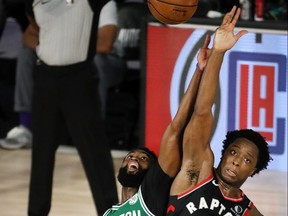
[
  {"x1": 215, "y1": 170, "x2": 242, "y2": 198},
  {"x1": 120, "y1": 186, "x2": 138, "y2": 203}
]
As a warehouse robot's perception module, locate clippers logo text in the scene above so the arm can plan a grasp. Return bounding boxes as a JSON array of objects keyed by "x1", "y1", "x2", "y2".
[{"x1": 228, "y1": 52, "x2": 286, "y2": 154}]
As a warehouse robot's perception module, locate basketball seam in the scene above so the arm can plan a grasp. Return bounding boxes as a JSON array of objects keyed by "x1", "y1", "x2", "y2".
[
  {"x1": 148, "y1": 2, "x2": 192, "y2": 23},
  {"x1": 149, "y1": 0, "x2": 198, "y2": 7}
]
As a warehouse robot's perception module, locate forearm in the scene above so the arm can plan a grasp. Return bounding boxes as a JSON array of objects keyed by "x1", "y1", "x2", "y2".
[
  {"x1": 96, "y1": 25, "x2": 117, "y2": 54},
  {"x1": 194, "y1": 6, "x2": 247, "y2": 114},
  {"x1": 23, "y1": 15, "x2": 39, "y2": 50},
  {"x1": 23, "y1": 24, "x2": 39, "y2": 50},
  {"x1": 194, "y1": 49, "x2": 225, "y2": 114},
  {"x1": 181, "y1": 49, "x2": 225, "y2": 156},
  {"x1": 172, "y1": 66, "x2": 203, "y2": 129}
]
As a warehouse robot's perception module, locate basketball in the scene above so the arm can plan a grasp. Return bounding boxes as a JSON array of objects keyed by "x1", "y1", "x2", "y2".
[{"x1": 147, "y1": 0, "x2": 199, "y2": 25}]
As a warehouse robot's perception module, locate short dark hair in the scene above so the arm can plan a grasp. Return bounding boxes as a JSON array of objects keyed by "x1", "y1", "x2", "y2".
[
  {"x1": 221, "y1": 129, "x2": 273, "y2": 176},
  {"x1": 129, "y1": 147, "x2": 157, "y2": 163}
]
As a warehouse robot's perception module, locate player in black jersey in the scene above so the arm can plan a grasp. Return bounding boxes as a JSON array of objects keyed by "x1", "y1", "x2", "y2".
[
  {"x1": 167, "y1": 6, "x2": 272, "y2": 216},
  {"x1": 104, "y1": 24, "x2": 214, "y2": 216}
]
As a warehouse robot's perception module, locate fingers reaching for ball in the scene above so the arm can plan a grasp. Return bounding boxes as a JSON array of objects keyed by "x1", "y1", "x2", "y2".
[{"x1": 213, "y1": 6, "x2": 248, "y2": 52}]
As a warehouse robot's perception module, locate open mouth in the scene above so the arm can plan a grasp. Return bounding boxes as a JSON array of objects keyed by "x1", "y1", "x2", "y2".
[
  {"x1": 127, "y1": 161, "x2": 139, "y2": 173},
  {"x1": 226, "y1": 168, "x2": 236, "y2": 177}
]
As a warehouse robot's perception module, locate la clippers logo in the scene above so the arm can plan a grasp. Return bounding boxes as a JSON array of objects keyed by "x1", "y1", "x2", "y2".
[{"x1": 228, "y1": 52, "x2": 286, "y2": 154}]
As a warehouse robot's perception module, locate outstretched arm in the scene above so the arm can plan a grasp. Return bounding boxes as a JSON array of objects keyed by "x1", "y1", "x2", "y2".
[
  {"x1": 170, "y1": 6, "x2": 248, "y2": 194},
  {"x1": 158, "y1": 35, "x2": 211, "y2": 177}
]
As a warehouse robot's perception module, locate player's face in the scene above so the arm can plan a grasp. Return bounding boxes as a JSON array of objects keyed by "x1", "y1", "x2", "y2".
[
  {"x1": 217, "y1": 138, "x2": 259, "y2": 187},
  {"x1": 117, "y1": 150, "x2": 153, "y2": 187},
  {"x1": 121, "y1": 150, "x2": 152, "y2": 172}
]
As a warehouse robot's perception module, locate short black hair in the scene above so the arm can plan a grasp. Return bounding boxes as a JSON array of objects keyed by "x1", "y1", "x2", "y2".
[
  {"x1": 221, "y1": 129, "x2": 273, "y2": 176},
  {"x1": 129, "y1": 147, "x2": 157, "y2": 163}
]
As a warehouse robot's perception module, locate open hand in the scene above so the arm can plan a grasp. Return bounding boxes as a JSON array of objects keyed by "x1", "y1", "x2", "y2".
[{"x1": 213, "y1": 6, "x2": 248, "y2": 52}]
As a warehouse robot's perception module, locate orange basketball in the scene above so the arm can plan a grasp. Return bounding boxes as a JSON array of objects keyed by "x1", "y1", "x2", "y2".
[{"x1": 147, "y1": 0, "x2": 199, "y2": 24}]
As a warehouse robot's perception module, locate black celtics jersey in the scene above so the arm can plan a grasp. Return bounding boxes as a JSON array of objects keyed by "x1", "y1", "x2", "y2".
[{"x1": 167, "y1": 171, "x2": 253, "y2": 216}]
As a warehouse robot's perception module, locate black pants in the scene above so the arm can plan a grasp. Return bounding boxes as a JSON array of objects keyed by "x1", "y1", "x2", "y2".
[{"x1": 28, "y1": 60, "x2": 118, "y2": 215}]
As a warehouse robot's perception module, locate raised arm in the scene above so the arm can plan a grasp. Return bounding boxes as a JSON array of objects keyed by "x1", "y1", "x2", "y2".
[
  {"x1": 158, "y1": 34, "x2": 211, "y2": 178},
  {"x1": 170, "y1": 6, "x2": 248, "y2": 195}
]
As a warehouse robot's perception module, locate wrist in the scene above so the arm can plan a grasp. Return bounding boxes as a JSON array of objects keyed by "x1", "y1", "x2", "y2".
[{"x1": 211, "y1": 47, "x2": 227, "y2": 54}]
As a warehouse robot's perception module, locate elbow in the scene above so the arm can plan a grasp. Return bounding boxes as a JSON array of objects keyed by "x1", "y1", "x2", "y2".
[{"x1": 193, "y1": 106, "x2": 211, "y2": 118}]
